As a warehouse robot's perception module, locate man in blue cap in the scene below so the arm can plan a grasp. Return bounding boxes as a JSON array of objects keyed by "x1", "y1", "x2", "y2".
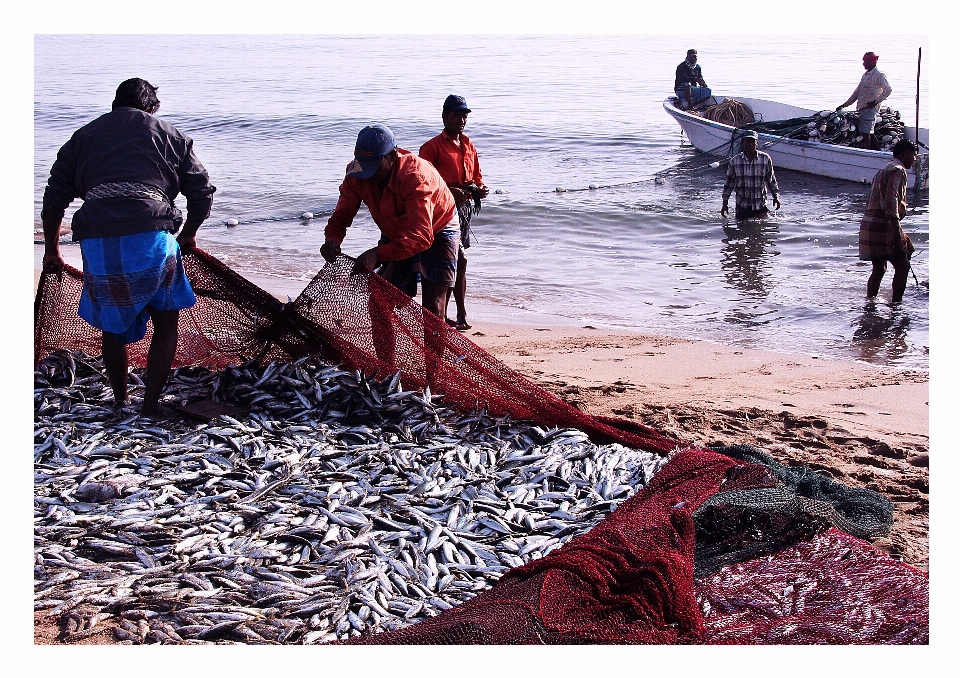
[
  {"x1": 322, "y1": 124, "x2": 459, "y2": 319},
  {"x1": 420, "y1": 94, "x2": 489, "y2": 331},
  {"x1": 721, "y1": 130, "x2": 781, "y2": 220}
]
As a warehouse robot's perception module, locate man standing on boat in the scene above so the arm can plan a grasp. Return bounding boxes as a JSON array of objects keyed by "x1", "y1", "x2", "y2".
[
  {"x1": 836, "y1": 52, "x2": 892, "y2": 150},
  {"x1": 40, "y1": 78, "x2": 216, "y2": 418},
  {"x1": 674, "y1": 49, "x2": 711, "y2": 110},
  {"x1": 419, "y1": 94, "x2": 489, "y2": 331},
  {"x1": 321, "y1": 123, "x2": 459, "y2": 321},
  {"x1": 859, "y1": 140, "x2": 917, "y2": 303},
  {"x1": 720, "y1": 130, "x2": 781, "y2": 220}
]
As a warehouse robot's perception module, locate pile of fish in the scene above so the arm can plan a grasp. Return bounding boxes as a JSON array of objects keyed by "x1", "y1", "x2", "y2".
[
  {"x1": 35, "y1": 350, "x2": 671, "y2": 644},
  {"x1": 789, "y1": 107, "x2": 906, "y2": 151}
]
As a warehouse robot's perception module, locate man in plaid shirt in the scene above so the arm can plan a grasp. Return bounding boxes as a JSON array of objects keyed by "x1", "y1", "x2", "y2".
[
  {"x1": 859, "y1": 140, "x2": 917, "y2": 303},
  {"x1": 721, "y1": 130, "x2": 781, "y2": 220}
]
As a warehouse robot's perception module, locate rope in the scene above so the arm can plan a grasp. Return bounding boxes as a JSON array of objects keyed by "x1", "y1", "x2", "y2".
[{"x1": 701, "y1": 99, "x2": 756, "y2": 127}]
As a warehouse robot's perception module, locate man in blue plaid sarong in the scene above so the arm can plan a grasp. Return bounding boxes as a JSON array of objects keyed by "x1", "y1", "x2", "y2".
[{"x1": 41, "y1": 78, "x2": 216, "y2": 416}]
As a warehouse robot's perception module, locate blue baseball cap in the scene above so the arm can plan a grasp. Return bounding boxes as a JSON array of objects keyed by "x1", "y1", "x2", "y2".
[
  {"x1": 443, "y1": 94, "x2": 471, "y2": 113},
  {"x1": 346, "y1": 124, "x2": 397, "y2": 179}
]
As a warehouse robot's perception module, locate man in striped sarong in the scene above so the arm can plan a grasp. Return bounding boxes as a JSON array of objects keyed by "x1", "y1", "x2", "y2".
[
  {"x1": 858, "y1": 140, "x2": 917, "y2": 303},
  {"x1": 41, "y1": 78, "x2": 216, "y2": 416}
]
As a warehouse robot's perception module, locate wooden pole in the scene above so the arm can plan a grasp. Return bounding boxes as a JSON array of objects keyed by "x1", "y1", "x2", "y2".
[
  {"x1": 914, "y1": 47, "x2": 924, "y2": 192},
  {"x1": 915, "y1": 47, "x2": 921, "y2": 146}
]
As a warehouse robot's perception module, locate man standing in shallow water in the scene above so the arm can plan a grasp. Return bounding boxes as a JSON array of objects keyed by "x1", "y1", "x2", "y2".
[
  {"x1": 41, "y1": 78, "x2": 215, "y2": 417},
  {"x1": 721, "y1": 130, "x2": 781, "y2": 220},
  {"x1": 419, "y1": 94, "x2": 489, "y2": 331},
  {"x1": 859, "y1": 140, "x2": 917, "y2": 303}
]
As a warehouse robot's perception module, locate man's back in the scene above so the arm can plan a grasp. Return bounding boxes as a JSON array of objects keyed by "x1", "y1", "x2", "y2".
[{"x1": 43, "y1": 107, "x2": 213, "y2": 240}]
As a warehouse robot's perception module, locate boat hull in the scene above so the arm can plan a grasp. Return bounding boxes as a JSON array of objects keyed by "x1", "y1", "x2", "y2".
[{"x1": 663, "y1": 96, "x2": 929, "y2": 184}]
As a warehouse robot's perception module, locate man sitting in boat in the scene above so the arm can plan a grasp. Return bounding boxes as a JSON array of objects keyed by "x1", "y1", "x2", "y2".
[
  {"x1": 674, "y1": 49, "x2": 711, "y2": 110},
  {"x1": 720, "y1": 130, "x2": 781, "y2": 220},
  {"x1": 859, "y1": 140, "x2": 917, "y2": 303},
  {"x1": 836, "y1": 51, "x2": 892, "y2": 150}
]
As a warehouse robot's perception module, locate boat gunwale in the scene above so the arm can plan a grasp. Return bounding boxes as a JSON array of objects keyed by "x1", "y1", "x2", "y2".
[{"x1": 660, "y1": 96, "x2": 927, "y2": 159}]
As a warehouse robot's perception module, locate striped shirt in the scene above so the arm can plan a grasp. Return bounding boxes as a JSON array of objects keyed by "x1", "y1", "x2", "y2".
[{"x1": 722, "y1": 151, "x2": 780, "y2": 212}]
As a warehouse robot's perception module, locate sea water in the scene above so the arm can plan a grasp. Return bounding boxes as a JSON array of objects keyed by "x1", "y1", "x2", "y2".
[{"x1": 33, "y1": 34, "x2": 930, "y2": 370}]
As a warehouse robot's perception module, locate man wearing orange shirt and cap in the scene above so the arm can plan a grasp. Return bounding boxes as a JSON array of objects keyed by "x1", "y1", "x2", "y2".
[
  {"x1": 837, "y1": 51, "x2": 892, "y2": 150},
  {"x1": 420, "y1": 94, "x2": 489, "y2": 331},
  {"x1": 321, "y1": 123, "x2": 459, "y2": 321}
]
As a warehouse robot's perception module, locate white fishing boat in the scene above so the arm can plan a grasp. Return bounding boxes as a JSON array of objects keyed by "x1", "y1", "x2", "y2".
[{"x1": 662, "y1": 96, "x2": 929, "y2": 184}]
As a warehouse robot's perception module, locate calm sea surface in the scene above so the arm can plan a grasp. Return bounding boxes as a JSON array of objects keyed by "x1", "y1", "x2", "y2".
[{"x1": 34, "y1": 35, "x2": 930, "y2": 370}]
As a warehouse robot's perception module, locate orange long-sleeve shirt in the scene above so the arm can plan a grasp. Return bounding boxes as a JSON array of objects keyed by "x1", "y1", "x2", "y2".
[
  {"x1": 418, "y1": 131, "x2": 485, "y2": 189},
  {"x1": 325, "y1": 149, "x2": 456, "y2": 262}
]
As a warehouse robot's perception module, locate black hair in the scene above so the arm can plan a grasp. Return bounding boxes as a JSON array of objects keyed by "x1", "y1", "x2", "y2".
[
  {"x1": 892, "y1": 139, "x2": 917, "y2": 158},
  {"x1": 112, "y1": 78, "x2": 160, "y2": 113}
]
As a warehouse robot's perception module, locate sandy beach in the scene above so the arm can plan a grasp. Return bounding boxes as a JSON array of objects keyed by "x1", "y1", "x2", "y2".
[
  {"x1": 33, "y1": 253, "x2": 930, "y2": 645},
  {"x1": 464, "y1": 321, "x2": 928, "y2": 568}
]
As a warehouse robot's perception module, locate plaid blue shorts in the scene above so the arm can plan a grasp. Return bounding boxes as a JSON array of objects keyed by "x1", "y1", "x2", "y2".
[
  {"x1": 78, "y1": 231, "x2": 196, "y2": 344},
  {"x1": 377, "y1": 223, "x2": 459, "y2": 296}
]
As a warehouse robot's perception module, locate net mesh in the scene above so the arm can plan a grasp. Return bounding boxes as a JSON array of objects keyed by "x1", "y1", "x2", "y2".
[
  {"x1": 34, "y1": 248, "x2": 927, "y2": 644},
  {"x1": 35, "y1": 251, "x2": 676, "y2": 455},
  {"x1": 341, "y1": 450, "x2": 927, "y2": 645}
]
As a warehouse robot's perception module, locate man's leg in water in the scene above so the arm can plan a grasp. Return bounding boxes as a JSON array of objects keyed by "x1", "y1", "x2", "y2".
[
  {"x1": 891, "y1": 254, "x2": 910, "y2": 303},
  {"x1": 867, "y1": 258, "x2": 887, "y2": 298}
]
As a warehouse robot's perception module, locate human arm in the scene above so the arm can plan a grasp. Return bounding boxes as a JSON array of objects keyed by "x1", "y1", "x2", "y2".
[
  {"x1": 41, "y1": 209, "x2": 65, "y2": 274},
  {"x1": 885, "y1": 168, "x2": 910, "y2": 250},
  {"x1": 838, "y1": 84, "x2": 860, "y2": 110},
  {"x1": 40, "y1": 138, "x2": 80, "y2": 273},
  {"x1": 176, "y1": 138, "x2": 216, "y2": 251},
  {"x1": 354, "y1": 246, "x2": 381, "y2": 272},
  {"x1": 871, "y1": 73, "x2": 893, "y2": 108},
  {"x1": 322, "y1": 177, "x2": 364, "y2": 262},
  {"x1": 767, "y1": 158, "x2": 781, "y2": 210},
  {"x1": 470, "y1": 145, "x2": 489, "y2": 198},
  {"x1": 176, "y1": 218, "x2": 204, "y2": 252},
  {"x1": 720, "y1": 161, "x2": 736, "y2": 215}
]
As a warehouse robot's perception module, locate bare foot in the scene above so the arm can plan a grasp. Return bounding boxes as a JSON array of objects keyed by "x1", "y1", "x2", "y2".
[
  {"x1": 455, "y1": 318, "x2": 472, "y2": 331},
  {"x1": 140, "y1": 403, "x2": 176, "y2": 419}
]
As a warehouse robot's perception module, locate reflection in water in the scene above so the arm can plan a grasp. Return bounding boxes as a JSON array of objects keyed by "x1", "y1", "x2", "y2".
[
  {"x1": 852, "y1": 300, "x2": 912, "y2": 364},
  {"x1": 720, "y1": 220, "x2": 780, "y2": 300}
]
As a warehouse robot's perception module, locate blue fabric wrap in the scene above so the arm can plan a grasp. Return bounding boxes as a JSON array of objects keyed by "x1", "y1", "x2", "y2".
[{"x1": 78, "y1": 231, "x2": 196, "y2": 344}]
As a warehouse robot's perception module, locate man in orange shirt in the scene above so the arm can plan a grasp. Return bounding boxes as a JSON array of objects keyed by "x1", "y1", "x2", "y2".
[
  {"x1": 419, "y1": 95, "x2": 489, "y2": 331},
  {"x1": 321, "y1": 124, "x2": 459, "y2": 320}
]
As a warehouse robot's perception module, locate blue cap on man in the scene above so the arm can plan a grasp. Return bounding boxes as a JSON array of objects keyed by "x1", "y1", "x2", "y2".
[
  {"x1": 443, "y1": 94, "x2": 471, "y2": 113},
  {"x1": 346, "y1": 124, "x2": 397, "y2": 179}
]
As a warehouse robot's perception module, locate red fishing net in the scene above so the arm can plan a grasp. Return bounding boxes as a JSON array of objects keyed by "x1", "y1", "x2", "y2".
[
  {"x1": 35, "y1": 250, "x2": 676, "y2": 454},
  {"x1": 341, "y1": 450, "x2": 928, "y2": 645},
  {"x1": 33, "y1": 248, "x2": 928, "y2": 644}
]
